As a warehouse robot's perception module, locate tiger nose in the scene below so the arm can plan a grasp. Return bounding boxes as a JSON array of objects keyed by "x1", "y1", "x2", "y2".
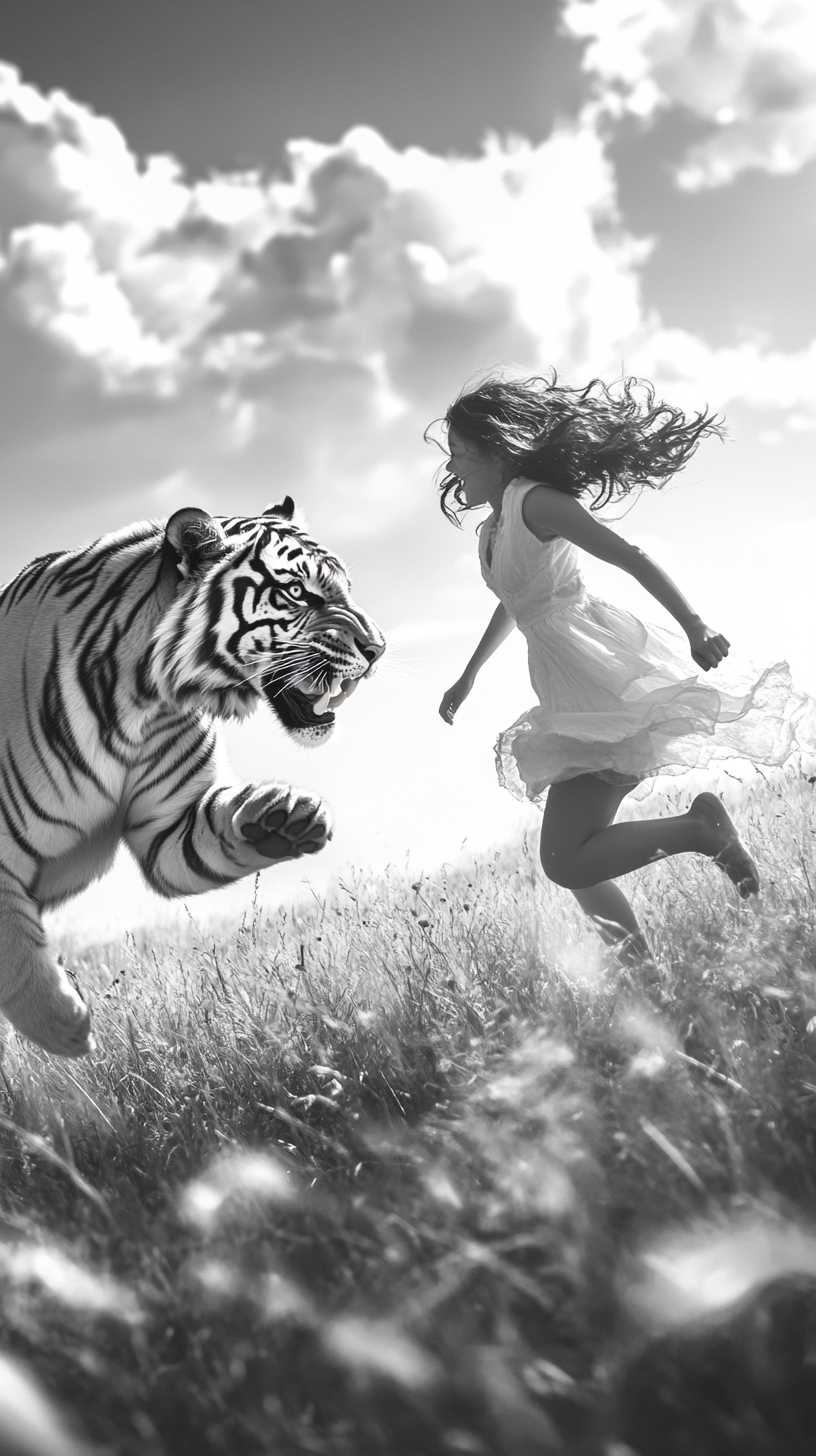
[{"x1": 356, "y1": 637, "x2": 385, "y2": 664}]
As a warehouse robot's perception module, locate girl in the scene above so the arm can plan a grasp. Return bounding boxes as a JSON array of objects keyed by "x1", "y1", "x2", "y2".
[{"x1": 436, "y1": 373, "x2": 807, "y2": 967}]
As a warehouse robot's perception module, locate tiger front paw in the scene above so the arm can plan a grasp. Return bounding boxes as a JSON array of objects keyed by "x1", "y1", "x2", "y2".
[
  {"x1": 237, "y1": 789, "x2": 333, "y2": 861},
  {"x1": 6, "y1": 980, "x2": 94, "y2": 1059}
]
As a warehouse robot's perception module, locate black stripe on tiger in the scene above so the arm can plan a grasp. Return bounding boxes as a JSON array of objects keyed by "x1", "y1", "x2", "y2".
[
  {"x1": 0, "y1": 552, "x2": 64, "y2": 610},
  {"x1": 129, "y1": 732, "x2": 215, "y2": 806},
  {"x1": 40, "y1": 633, "x2": 114, "y2": 799},
  {"x1": 6, "y1": 745, "x2": 78, "y2": 831},
  {"x1": 21, "y1": 662, "x2": 65, "y2": 798}
]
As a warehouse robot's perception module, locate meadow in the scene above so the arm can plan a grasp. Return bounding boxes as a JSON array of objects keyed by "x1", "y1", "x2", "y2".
[{"x1": 0, "y1": 770, "x2": 814, "y2": 1455}]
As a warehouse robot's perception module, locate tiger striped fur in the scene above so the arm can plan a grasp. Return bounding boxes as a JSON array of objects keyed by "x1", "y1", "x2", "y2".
[{"x1": 0, "y1": 499, "x2": 384, "y2": 1057}]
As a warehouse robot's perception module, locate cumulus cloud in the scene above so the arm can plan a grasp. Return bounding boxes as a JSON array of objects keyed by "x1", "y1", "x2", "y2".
[
  {"x1": 5, "y1": 220, "x2": 179, "y2": 386},
  {"x1": 0, "y1": 58, "x2": 652, "y2": 408},
  {"x1": 0, "y1": 62, "x2": 272, "y2": 393},
  {"x1": 562, "y1": 0, "x2": 816, "y2": 188},
  {"x1": 630, "y1": 325, "x2": 816, "y2": 415},
  {"x1": 1, "y1": 43, "x2": 815, "y2": 533}
]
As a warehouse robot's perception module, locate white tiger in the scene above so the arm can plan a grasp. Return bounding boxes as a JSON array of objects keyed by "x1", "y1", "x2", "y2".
[{"x1": 0, "y1": 499, "x2": 384, "y2": 1057}]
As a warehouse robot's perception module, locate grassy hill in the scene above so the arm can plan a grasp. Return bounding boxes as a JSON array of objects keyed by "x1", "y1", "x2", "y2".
[{"x1": 0, "y1": 771, "x2": 814, "y2": 1455}]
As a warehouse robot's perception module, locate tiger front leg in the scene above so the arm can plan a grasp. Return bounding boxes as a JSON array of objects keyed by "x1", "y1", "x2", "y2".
[
  {"x1": 0, "y1": 876, "x2": 93, "y2": 1057},
  {"x1": 128, "y1": 782, "x2": 333, "y2": 898},
  {"x1": 234, "y1": 785, "x2": 333, "y2": 861}
]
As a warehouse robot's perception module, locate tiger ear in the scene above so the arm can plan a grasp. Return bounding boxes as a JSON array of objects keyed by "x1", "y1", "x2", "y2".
[
  {"x1": 263, "y1": 497, "x2": 295, "y2": 520},
  {"x1": 165, "y1": 508, "x2": 228, "y2": 578}
]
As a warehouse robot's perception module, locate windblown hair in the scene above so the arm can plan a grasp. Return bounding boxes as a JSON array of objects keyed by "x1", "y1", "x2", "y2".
[{"x1": 435, "y1": 372, "x2": 724, "y2": 524}]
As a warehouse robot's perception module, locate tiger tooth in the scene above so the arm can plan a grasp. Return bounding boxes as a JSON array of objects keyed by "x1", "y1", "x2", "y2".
[{"x1": 311, "y1": 690, "x2": 332, "y2": 716}]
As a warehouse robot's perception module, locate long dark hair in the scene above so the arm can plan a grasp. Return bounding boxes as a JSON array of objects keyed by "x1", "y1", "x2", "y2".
[{"x1": 433, "y1": 372, "x2": 724, "y2": 525}]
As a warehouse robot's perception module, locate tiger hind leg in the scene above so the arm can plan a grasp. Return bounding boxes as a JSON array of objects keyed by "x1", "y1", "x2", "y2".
[{"x1": 0, "y1": 874, "x2": 93, "y2": 1057}]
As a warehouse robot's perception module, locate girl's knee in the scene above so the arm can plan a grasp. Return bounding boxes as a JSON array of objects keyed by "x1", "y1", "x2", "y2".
[{"x1": 540, "y1": 848, "x2": 581, "y2": 890}]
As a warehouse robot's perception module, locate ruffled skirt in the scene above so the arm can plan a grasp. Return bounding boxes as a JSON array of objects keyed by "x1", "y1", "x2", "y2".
[{"x1": 495, "y1": 594, "x2": 816, "y2": 805}]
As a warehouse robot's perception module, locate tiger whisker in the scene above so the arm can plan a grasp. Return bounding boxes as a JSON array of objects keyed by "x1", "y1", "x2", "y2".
[
  {"x1": 239, "y1": 658, "x2": 333, "y2": 695},
  {"x1": 239, "y1": 651, "x2": 321, "y2": 681},
  {"x1": 369, "y1": 661, "x2": 417, "y2": 688},
  {"x1": 239, "y1": 640, "x2": 375, "y2": 697}
]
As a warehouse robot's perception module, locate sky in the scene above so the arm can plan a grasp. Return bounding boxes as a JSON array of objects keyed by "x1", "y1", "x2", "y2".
[{"x1": 0, "y1": 0, "x2": 814, "y2": 940}]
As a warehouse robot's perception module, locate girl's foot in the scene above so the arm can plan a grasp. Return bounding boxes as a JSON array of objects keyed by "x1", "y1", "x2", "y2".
[{"x1": 690, "y1": 792, "x2": 760, "y2": 899}]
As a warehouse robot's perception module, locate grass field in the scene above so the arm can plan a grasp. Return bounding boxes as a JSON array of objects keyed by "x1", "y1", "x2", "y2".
[{"x1": 0, "y1": 770, "x2": 815, "y2": 1455}]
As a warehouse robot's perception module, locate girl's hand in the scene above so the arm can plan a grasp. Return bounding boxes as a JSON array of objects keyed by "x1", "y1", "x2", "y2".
[
  {"x1": 439, "y1": 674, "x2": 475, "y2": 724},
  {"x1": 687, "y1": 620, "x2": 731, "y2": 672}
]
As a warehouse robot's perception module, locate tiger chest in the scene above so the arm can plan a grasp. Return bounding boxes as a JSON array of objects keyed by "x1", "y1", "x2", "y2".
[{"x1": 33, "y1": 811, "x2": 127, "y2": 910}]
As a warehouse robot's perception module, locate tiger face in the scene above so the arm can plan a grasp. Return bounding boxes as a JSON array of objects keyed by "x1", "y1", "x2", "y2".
[{"x1": 151, "y1": 498, "x2": 385, "y2": 738}]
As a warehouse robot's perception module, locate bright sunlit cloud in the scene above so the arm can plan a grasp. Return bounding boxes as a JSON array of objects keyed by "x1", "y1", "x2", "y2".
[
  {"x1": 0, "y1": 60, "x2": 642, "y2": 402},
  {"x1": 563, "y1": 0, "x2": 816, "y2": 188},
  {"x1": 3, "y1": 41, "x2": 816, "y2": 554}
]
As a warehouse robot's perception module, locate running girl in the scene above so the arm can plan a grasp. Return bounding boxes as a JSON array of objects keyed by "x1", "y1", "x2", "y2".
[{"x1": 436, "y1": 373, "x2": 803, "y2": 966}]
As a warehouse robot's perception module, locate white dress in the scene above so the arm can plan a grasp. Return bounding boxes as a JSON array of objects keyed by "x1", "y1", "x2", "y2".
[{"x1": 481, "y1": 479, "x2": 816, "y2": 804}]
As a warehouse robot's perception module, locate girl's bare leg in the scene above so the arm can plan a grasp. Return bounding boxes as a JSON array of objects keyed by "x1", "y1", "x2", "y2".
[
  {"x1": 540, "y1": 775, "x2": 655, "y2": 965},
  {"x1": 540, "y1": 775, "x2": 758, "y2": 896},
  {"x1": 571, "y1": 882, "x2": 655, "y2": 967}
]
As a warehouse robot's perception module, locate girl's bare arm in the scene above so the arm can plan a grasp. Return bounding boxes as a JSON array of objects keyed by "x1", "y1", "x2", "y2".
[
  {"x1": 462, "y1": 602, "x2": 516, "y2": 674},
  {"x1": 440, "y1": 602, "x2": 515, "y2": 722},
  {"x1": 521, "y1": 485, "x2": 730, "y2": 672}
]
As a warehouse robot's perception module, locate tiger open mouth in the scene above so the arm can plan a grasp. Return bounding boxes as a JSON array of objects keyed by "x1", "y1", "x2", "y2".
[{"x1": 261, "y1": 673, "x2": 361, "y2": 729}]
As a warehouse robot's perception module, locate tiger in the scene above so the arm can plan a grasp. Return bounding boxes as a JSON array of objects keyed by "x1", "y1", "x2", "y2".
[{"x1": 0, "y1": 499, "x2": 385, "y2": 1058}]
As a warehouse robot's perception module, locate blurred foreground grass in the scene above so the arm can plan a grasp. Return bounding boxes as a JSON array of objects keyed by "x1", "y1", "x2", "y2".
[{"x1": 0, "y1": 772, "x2": 814, "y2": 1455}]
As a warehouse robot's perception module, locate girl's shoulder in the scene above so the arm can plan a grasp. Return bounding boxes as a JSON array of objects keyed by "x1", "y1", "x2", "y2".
[
  {"x1": 501, "y1": 476, "x2": 544, "y2": 517},
  {"x1": 508, "y1": 475, "x2": 560, "y2": 494},
  {"x1": 505, "y1": 476, "x2": 560, "y2": 506},
  {"x1": 505, "y1": 478, "x2": 561, "y2": 543}
]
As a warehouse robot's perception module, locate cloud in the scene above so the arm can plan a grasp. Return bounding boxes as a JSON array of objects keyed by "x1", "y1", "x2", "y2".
[
  {"x1": 562, "y1": 0, "x2": 816, "y2": 188},
  {"x1": 1, "y1": 44, "x2": 816, "y2": 547},
  {"x1": 0, "y1": 59, "x2": 646, "y2": 404},
  {"x1": 0, "y1": 60, "x2": 653, "y2": 537},
  {"x1": 628, "y1": 322, "x2": 816, "y2": 415},
  {"x1": 4, "y1": 219, "x2": 180, "y2": 387}
]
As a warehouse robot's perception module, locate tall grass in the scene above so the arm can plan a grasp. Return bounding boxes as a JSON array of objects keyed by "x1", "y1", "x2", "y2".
[{"x1": 0, "y1": 771, "x2": 814, "y2": 1454}]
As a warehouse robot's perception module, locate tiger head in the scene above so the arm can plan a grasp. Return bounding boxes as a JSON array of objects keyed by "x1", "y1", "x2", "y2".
[{"x1": 150, "y1": 499, "x2": 385, "y2": 739}]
